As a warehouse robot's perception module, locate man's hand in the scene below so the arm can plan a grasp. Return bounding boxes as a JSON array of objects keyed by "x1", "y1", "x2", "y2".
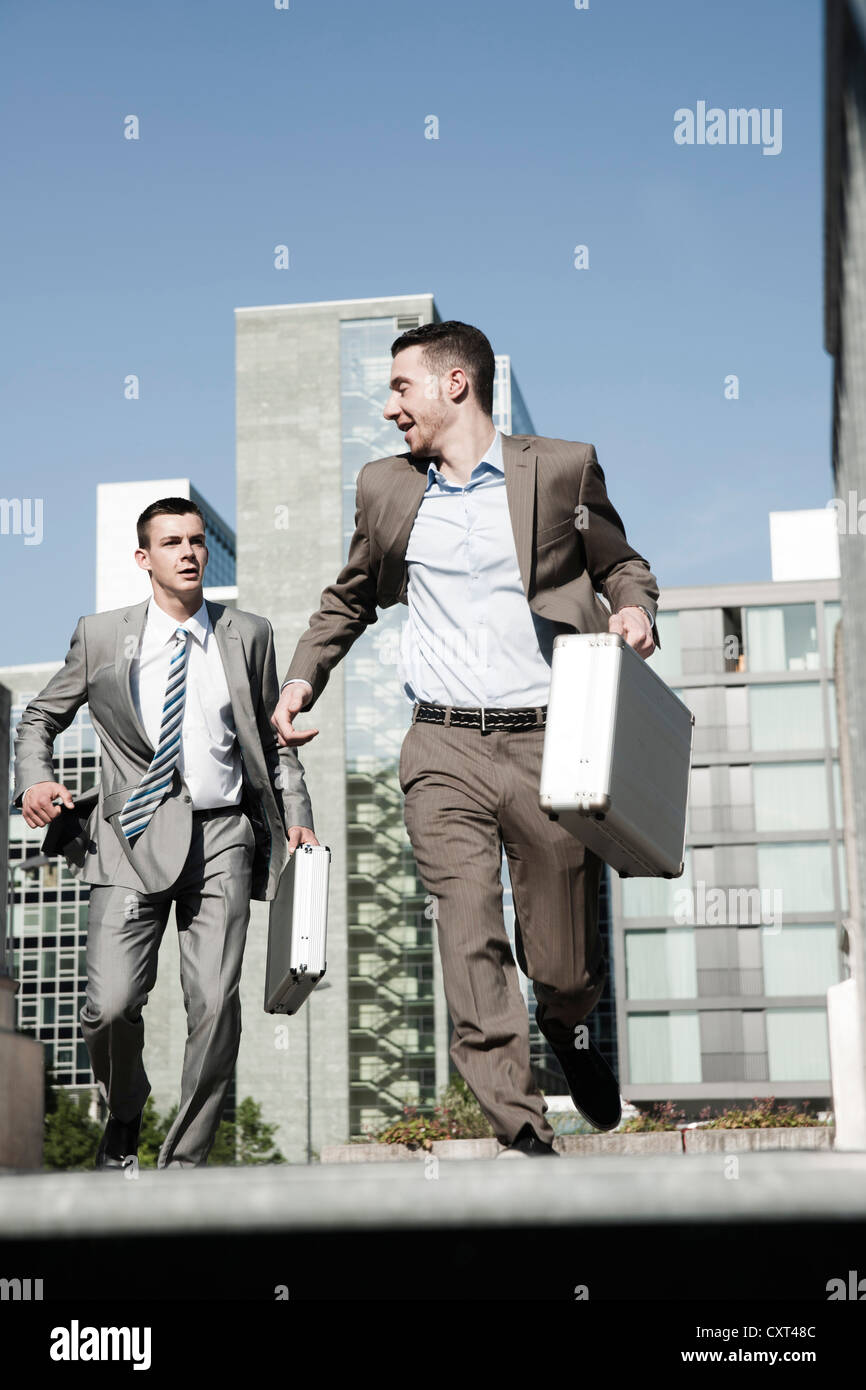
[
  {"x1": 609, "y1": 606, "x2": 655, "y2": 659},
  {"x1": 22, "y1": 781, "x2": 75, "y2": 829},
  {"x1": 287, "y1": 825, "x2": 320, "y2": 854},
  {"x1": 271, "y1": 684, "x2": 319, "y2": 748}
]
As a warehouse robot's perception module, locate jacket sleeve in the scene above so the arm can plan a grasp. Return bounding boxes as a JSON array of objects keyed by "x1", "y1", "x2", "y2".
[
  {"x1": 578, "y1": 446, "x2": 661, "y2": 651},
  {"x1": 280, "y1": 464, "x2": 380, "y2": 706},
  {"x1": 12, "y1": 617, "x2": 89, "y2": 805},
  {"x1": 260, "y1": 619, "x2": 315, "y2": 831}
]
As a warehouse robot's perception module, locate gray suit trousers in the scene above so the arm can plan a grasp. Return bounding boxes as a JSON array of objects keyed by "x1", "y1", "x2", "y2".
[
  {"x1": 399, "y1": 718, "x2": 607, "y2": 1148},
  {"x1": 80, "y1": 808, "x2": 255, "y2": 1168}
]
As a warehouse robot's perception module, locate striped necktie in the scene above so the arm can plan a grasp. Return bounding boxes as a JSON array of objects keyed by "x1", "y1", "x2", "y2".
[{"x1": 119, "y1": 626, "x2": 191, "y2": 842}]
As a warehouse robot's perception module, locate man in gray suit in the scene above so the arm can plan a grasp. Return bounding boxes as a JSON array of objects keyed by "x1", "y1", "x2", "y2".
[
  {"x1": 271, "y1": 321, "x2": 660, "y2": 1157},
  {"x1": 13, "y1": 498, "x2": 317, "y2": 1169}
]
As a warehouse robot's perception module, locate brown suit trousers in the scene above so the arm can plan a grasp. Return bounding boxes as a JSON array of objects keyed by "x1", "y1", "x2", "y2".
[{"x1": 399, "y1": 711, "x2": 606, "y2": 1147}]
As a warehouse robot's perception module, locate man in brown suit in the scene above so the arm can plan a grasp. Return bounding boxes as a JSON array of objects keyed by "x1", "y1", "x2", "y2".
[{"x1": 272, "y1": 321, "x2": 660, "y2": 1157}]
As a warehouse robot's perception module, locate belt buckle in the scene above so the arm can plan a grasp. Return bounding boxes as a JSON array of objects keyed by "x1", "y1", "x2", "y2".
[{"x1": 480, "y1": 704, "x2": 486, "y2": 733}]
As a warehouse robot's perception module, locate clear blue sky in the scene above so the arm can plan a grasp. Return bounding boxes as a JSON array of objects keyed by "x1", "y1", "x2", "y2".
[{"x1": 0, "y1": 0, "x2": 830, "y2": 664}]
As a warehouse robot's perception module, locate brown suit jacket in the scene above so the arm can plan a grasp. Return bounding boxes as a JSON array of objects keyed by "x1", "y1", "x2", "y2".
[{"x1": 282, "y1": 432, "x2": 661, "y2": 705}]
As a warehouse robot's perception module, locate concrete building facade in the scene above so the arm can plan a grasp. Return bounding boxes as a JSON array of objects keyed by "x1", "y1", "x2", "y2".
[{"x1": 622, "y1": 566, "x2": 845, "y2": 1109}]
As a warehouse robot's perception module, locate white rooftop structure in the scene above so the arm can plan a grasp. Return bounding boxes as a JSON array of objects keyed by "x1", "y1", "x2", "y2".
[
  {"x1": 96, "y1": 479, "x2": 236, "y2": 612},
  {"x1": 769, "y1": 508, "x2": 841, "y2": 583}
]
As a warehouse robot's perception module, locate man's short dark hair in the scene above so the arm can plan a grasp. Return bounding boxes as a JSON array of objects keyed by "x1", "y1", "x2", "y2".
[
  {"x1": 390, "y1": 320, "x2": 495, "y2": 416},
  {"x1": 137, "y1": 498, "x2": 205, "y2": 550}
]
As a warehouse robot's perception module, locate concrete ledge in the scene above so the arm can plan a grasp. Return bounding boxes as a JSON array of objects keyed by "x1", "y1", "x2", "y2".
[
  {"x1": 2, "y1": 1155, "x2": 866, "y2": 1301},
  {"x1": 323, "y1": 1127, "x2": 838, "y2": 1163},
  {"x1": 683, "y1": 1125, "x2": 834, "y2": 1153},
  {"x1": 431, "y1": 1138, "x2": 500, "y2": 1160},
  {"x1": 3, "y1": 1152, "x2": 866, "y2": 1240},
  {"x1": 556, "y1": 1131, "x2": 683, "y2": 1155},
  {"x1": 321, "y1": 1139, "x2": 501, "y2": 1162},
  {"x1": 320, "y1": 1144, "x2": 425, "y2": 1163}
]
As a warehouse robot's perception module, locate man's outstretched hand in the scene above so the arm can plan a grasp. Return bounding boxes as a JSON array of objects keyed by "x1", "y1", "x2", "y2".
[
  {"x1": 271, "y1": 684, "x2": 319, "y2": 748},
  {"x1": 609, "y1": 606, "x2": 655, "y2": 660}
]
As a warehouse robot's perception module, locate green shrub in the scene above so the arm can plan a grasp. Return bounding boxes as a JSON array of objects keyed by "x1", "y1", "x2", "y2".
[
  {"x1": 434, "y1": 1076, "x2": 495, "y2": 1139},
  {"x1": 620, "y1": 1096, "x2": 830, "y2": 1132},
  {"x1": 43, "y1": 1087, "x2": 284, "y2": 1168},
  {"x1": 620, "y1": 1100, "x2": 686, "y2": 1133},
  {"x1": 700, "y1": 1097, "x2": 827, "y2": 1130},
  {"x1": 373, "y1": 1109, "x2": 452, "y2": 1150},
  {"x1": 372, "y1": 1075, "x2": 495, "y2": 1148},
  {"x1": 43, "y1": 1090, "x2": 102, "y2": 1170}
]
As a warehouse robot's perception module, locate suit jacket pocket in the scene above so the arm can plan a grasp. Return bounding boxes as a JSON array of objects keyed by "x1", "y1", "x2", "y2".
[
  {"x1": 102, "y1": 786, "x2": 140, "y2": 819},
  {"x1": 536, "y1": 517, "x2": 575, "y2": 551}
]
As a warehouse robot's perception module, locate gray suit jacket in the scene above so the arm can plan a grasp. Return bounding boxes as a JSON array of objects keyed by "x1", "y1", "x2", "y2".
[
  {"x1": 283, "y1": 432, "x2": 661, "y2": 706},
  {"x1": 12, "y1": 598, "x2": 314, "y2": 900}
]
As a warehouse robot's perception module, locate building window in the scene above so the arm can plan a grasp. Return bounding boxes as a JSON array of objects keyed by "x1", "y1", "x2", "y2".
[
  {"x1": 762, "y1": 924, "x2": 840, "y2": 997},
  {"x1": 756, "y1": 843, "x2": 838, "y2": 915},
  {"x1": 744, "y1": 604, "x2": 819, "y2": 672},
  {"x1": 765, "y1": 1008, "x2": 830, "y2": 1082},
  {"x1": 620, "y1": 851, "x2": 692, "y2": 920},
  {"x1": 627, "y1": 1012, "x2": 702, "y2": 1083},
  {"x1": 646, "y1": 611, "x2": 680, "y2": 682},
  {"x1": 823, "y1": 601, "x2": 841, "y2": 666},
  {"x1": 749, "y1": 683, "x2": 824, "y2": 751},
  {"x1": 624, "y1": 929, "x2": 696, "y2": 999},
  {"x1": 752, "y1": 763, "x2": 831, "y2": 832}
]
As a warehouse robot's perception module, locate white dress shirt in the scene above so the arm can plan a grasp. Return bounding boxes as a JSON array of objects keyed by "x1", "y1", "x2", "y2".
[
  {"x1": 130, "y1": 597, "x2": 243, "y2": 810},
  {"x1": 283, "y1": 428, "x2": 565, "y2": 709},
  {"x1": 397, "y1": 428, "x2": 560, "y2": 706}
]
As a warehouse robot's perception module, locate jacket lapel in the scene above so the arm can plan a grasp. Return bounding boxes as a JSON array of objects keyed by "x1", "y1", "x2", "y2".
[
  {"x1": 208, "y1": 601, "x2": 260, "y2": 765},
  {"x1": 114, "y1": 599, "x2": 154, "y2": 758},
  {"x1": 502, "y1": 433, "x2": 537, "y2": 599},
  {"x1": 381, "y1": 457, "x2": 429, "y2": 602}
]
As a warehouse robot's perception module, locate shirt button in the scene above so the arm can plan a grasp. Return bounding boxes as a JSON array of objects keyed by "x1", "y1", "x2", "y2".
[{"x1": 183, "y1": 794, "x2": 192, "y2": 803}]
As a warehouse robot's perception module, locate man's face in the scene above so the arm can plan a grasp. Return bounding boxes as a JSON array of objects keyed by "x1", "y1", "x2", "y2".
[
  {"x1": 383, "y1": 345, "x2": 450, "y2": 455},
  {"x1": 136, "y1": 512, "x2": 208, "y2": 595}
]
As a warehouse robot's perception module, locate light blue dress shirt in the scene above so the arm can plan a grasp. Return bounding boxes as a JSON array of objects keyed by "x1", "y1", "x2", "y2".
[{"x1": 398, "y1": 428, "x2": 562, "y2": 707}]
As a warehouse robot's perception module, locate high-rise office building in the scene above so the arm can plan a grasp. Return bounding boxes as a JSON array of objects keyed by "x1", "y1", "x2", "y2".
[
  {"x1": 618, "y1": 511, "x2": 844, "y2": 1109},
  {"x1": 234, "y1": 294, "x2": 594, "y2": 1153}
]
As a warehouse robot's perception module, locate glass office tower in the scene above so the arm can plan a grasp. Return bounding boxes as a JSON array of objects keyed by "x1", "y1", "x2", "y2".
[{"x1": 621, "y1": 585, "x2": 844, "y2": 1106}]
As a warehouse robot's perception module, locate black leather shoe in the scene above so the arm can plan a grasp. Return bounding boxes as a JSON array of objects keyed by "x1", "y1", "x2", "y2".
[
  {"x1": 497, "y1": 1122, "x2": 559, "y2": 1158},
  {"x1": 536, "y1": 1005, "x2": 622, "y2": 1132},
  {"x1": 95, "y1": 1110, "x2": 143, "y2": 1170}
]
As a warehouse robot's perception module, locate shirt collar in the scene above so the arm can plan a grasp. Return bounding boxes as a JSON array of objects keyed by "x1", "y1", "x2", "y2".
[
  {"x1": 426, "y1": 426, "x2": 503, "y2": 483},
  {"x1": 146, "y1": 596, "x2": 210, "y2": 647}
]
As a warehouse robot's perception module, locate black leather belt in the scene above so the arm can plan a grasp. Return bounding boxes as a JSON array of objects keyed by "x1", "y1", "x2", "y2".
[
  {"x1": 411, "y1": 701, "x2": 547, "y2": 732},
  {"x1": 192, "y1": 804, "x2": 243, "y2": 820}
]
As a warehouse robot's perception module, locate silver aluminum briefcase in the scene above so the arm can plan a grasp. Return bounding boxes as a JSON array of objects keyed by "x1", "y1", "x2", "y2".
[
  {"x1": 539, "y1": 633, "x2": 693, "y2": 878},
  {"x1": 264, "y1": 843, "x2": 331, "y2": 1014}
]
